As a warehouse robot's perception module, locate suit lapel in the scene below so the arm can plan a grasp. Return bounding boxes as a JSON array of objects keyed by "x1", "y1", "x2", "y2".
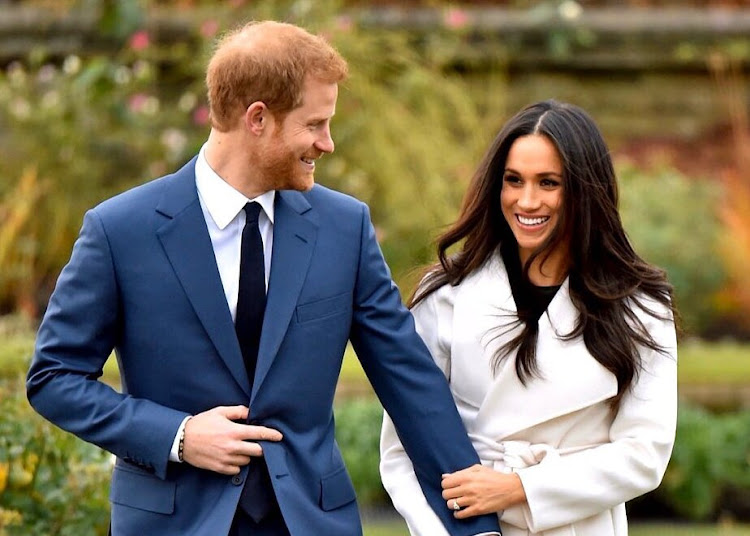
[
  {"x1": 251, "y1": 190, "x2": 317, "y2": 402},
  {"x1": 155, "y1": 158, "x2": 250, "y2": 396}
]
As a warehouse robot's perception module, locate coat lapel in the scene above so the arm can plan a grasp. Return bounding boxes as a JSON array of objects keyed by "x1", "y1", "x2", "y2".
[
  {"x1": 155, "y1": 158, "x2": 250, "y2": 396},
  {"x1": 463, "y1": 254, "x2": 618, "y2": 439},
  {"x1": 251, "y1": 190, "x2": 317, "y2": 402}
]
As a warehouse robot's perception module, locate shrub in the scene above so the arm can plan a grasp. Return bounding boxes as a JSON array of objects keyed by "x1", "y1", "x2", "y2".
[
  {"x1": 0, "y1": 381, "x2": 111, "y2": 536},
  {"x1": 334, "y1": 397, "x2": 388, "y2": 507},
  {"x1": 618, "y1": 164, "x2": 727, "y2": 336},
  {"x1": 0, "y1": 47, "x2": 207, "y2": 317},
  {"x1": 0, "y1": 0, "x2": 505, "y2": 317},
  {"x1": 658, "y1": 404, "x2": 750, "y2": 521}
]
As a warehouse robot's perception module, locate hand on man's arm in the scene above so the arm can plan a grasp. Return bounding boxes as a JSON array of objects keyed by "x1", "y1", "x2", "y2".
[{"x1": 443, "y1": 463, "x2": 525, "y2": 527}]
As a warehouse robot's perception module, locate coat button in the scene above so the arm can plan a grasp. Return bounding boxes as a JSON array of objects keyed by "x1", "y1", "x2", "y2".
[{"x1": 232, "y1": 475, "x2": 244, "y2": 486}]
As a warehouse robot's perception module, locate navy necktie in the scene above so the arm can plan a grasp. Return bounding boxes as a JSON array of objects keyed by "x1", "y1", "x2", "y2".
[
  {"x1": 235, "y1": 202, "x2": 275, "y2": 522},
  {"x1": 235, "y1": 202, "x2": 266, "y2": 391}
]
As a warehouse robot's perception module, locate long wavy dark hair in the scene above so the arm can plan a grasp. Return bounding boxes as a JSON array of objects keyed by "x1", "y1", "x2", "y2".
[{"x1": 411, "y1": 100, "x2": 677, "y2": 405}]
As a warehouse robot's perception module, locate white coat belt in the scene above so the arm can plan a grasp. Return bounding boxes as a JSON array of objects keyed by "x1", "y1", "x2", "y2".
[{"x1": 467, "y1": 434, "x2": 598, "y2": 536}]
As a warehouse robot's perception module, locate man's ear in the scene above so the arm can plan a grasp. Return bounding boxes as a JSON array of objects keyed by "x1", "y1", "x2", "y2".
[{"x1": 244, "y1": 101, "x2": 267, "y2": 135}]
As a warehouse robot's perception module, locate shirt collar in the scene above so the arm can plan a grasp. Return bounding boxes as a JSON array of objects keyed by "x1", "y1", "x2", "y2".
[{"x1": 195, "y1": 144, "x2": 276, "y2": 230}]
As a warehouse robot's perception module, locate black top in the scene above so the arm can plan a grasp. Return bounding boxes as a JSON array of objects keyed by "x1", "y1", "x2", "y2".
[{"x1": 501, "y1": 242, "x2": 561, "y2": 324}]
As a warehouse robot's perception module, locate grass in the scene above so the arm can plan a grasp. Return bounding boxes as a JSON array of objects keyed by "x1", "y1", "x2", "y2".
[
  {"x1": 630, "y1": 525, "x2": 750, "y2": 536},
  {"x1": 678, "y1": 339, "x2": 750, "y2": 384},
  {"x1": 362, "y1": 522, "x2": 750, "y2": 536}
]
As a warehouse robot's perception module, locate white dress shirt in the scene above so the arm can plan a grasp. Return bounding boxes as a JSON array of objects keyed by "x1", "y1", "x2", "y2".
[{"x1": 169, "y1": 145, "x2": 275, "y2": 461}]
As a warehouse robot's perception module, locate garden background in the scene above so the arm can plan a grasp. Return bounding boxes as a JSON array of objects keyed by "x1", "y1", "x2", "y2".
[{"x1": 1, "y1": 0, "x2": 749, "y2": 534}]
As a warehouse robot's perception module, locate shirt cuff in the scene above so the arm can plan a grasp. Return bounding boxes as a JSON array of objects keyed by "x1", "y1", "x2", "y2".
[{"x1": 169, "y1": 415, "x2": 193, "y2": 462}]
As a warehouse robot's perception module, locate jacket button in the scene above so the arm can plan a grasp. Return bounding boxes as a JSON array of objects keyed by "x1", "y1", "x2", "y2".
[{"x1": 232, "y1": 475, "x2": 244, "y2": 486}]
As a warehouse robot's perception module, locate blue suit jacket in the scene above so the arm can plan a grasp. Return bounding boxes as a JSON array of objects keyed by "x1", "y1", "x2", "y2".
[{"x1": 27, "y1": 158, "x2": 501, "y2": 536}]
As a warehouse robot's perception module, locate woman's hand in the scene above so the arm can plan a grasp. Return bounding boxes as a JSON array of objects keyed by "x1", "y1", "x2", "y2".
[{"x1": 441, "y1": 464, "x2": 527, "y2": 519}]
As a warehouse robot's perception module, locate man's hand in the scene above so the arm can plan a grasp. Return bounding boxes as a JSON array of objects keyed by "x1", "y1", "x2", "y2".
[
  {"x1": 182, "y1": 405, "x2": 282, "y2": 475},
  {"x1": 441, "y1": 464, "x2": 526, "y2": 519}
]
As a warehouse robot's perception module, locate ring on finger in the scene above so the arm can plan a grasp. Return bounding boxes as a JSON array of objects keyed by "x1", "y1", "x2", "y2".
[{"x1": 451, "y1": 498, "x2": 461, "y2": 511}]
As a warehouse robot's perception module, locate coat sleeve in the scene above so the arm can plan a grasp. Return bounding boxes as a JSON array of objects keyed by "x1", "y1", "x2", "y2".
[
  {"x1": 513, "y1": 303, "x2": 678, "y2": 532},
  {"x1": 380, "y1": 287, "x2": 455, "y2": 536},
  {"x1": 26, "y1": 209, "x2": 189, "y2": 479},
  {"x1": 349, "y1": 203, "x2": 500, "y2": 536}
]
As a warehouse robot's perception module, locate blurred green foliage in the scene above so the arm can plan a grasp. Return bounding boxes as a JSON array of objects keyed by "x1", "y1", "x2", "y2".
[
  {"x1": 0, "y1": 381, "x2": 111, "y2": 536},
  {"x1": 1, "y1": 1, "x2": 749, "y2": 533},
  {"x1": 659, "y1": 404, "x2": 750, "y2": 521},
  {"x1": 0, "y1": 1, "x2": 745, "y2": 336},
  {"x1": 0, "y1": 43, "x2": 207, "y2": 316},
  {"x1": 334, "y1": 397, "x2": 388, "y2": 506},
  {"x1": 619, "y1": 164, "x2": 727, "y2": 336},
  {"x1": 0, "y1": 0, "x2": 505, "y2": 316}
]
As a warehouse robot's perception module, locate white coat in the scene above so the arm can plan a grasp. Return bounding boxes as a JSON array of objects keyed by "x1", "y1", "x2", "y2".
[{"x1": 380, "y1": 251, "x2": 678, "y2": 536}]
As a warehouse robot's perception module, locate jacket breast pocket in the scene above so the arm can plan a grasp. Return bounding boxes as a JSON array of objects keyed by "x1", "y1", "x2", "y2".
[
  {"x1": 319, "y1": 465, "x2": 357, "y2": 511},
  {"x1": 296, "y1": 292, "x2": 352, "y2": 324},
  {"x1": 110, "y1": 464, "x2": 176, "y2": 514}
]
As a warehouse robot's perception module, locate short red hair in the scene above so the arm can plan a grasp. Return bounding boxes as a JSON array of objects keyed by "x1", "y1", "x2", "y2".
[{"x1": 206, "y1": 21, "x2": 348, "y2": 131}]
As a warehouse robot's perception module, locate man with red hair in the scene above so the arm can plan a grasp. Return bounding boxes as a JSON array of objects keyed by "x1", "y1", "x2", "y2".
[{"x1": 28, "y1": 21, "x2": 501, "y2": 536}]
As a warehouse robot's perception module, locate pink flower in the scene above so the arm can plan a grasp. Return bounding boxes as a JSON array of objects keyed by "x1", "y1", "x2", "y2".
[
  {"x1": 129, "y1": 30, "x2": 150, "y2": 51},
  {"x1": 444, "y1": 8, "x2": 470, "y2": 29},
  {"x1": 200, "y1": 19, "x2": 219, "y2": 38},
  {"x1": 192, "y1": 105, "x2": 210, "y2": 126},
  {"x1": 335, "y1": 15, "x2": 353, "y2": 33},
  {"x1": 128, "y1": 93, "x2": 148, "y2": 113}
]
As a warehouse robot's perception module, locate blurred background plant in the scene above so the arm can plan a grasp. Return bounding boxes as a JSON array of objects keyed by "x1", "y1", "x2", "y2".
[
  {"x1": 659, "y1": 404, "x2": 750, "y2": 522},
  {"x1": 0, "y1": 0, "x2": 507, "y2": 315},
  {"x1": 1, "y1": 0, "x2": 750, "y2": 533},
  {"x1": 619, "y1": 164, "x2": 726, "y2": 336},
  {"x1": 2, "y1": 0, "x2": 748, "y2": 338},
  {"x1": 710, "y1": 53, "x2": 750, "y2": 336},
  {"x1": 0, "y1": 381, "x2": 111, "y2": 536},
  {"x1": 0, "y1": 37, "x2": 208, "y2": 317}
]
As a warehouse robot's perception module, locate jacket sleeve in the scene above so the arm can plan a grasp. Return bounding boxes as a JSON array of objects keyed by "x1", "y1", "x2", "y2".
[
  {"x1": 380, "y1": 285, "x2": 457, "y2": 536},
  {"x1": 513, "y1": 303, "x2": 678, "y2": 531},
  {"x1": 26, "y1": 209, "x2": 188, "y2": 479},
  {"x1": 349, "y1": 203, "x2": 501, "y2": 536}
]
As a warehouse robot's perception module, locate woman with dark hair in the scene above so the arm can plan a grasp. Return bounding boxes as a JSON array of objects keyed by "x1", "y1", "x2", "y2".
[{"x1": 380, "y1": 100, "x2": 678, "y2": 536}]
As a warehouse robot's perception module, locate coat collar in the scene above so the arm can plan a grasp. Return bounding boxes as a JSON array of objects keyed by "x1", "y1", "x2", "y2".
[{"x1": 454, "y1": 252, "x2": 618, "y2": 439}]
